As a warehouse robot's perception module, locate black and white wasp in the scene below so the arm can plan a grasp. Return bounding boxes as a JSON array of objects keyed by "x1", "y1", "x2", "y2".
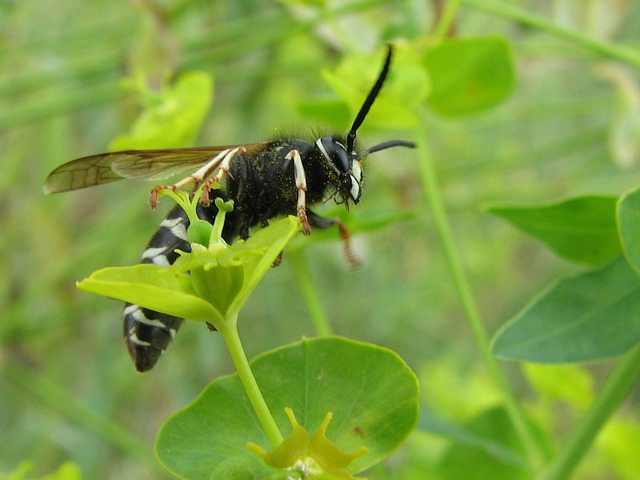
[{"x1": 44, "y1": 46, "x2": 415, "y2": 372}]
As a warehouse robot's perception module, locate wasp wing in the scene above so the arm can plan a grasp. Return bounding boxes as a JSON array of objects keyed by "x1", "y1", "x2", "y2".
[{"x1": 43, "y1": 143, "x2": 269, "y2": 194}]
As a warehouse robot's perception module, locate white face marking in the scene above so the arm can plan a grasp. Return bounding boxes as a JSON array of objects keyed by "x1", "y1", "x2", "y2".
[
  {"x1": 350, "y1": 174, "x2": 361, "y2": 200},
  {"x1": 351, "y1": 160, "x2": 362, "y2": 182}
]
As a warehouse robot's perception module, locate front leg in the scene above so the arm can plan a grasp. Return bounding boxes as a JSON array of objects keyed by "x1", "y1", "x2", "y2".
[
  {"x1": 307, "y1": 210, "x2": 360, "y2": 268},
  {"x1": 285, "y1": 149, "x2": 311, "y2": 235}
]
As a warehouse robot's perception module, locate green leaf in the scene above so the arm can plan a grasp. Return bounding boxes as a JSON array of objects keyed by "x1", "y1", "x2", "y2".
[
  {"x1": 618, "y1": 185, "x2": 640, "y2": 273},
  {"x1": 227, "y1": 215, "x2": 301, "y2": 318},
  {"x1": 437, "y1": 406, "x2": 530, "y2": 480},
  {"x1": 155, "y1": 337, "x2": 419, "y2": 480},
  {"x1": 76, "y1": 264, "x2": 223, "y2": 324},
  {"x1": 423, "y1": 36, "x2": 515, "y2": 116},
  {"x1": 109, "y1": 71, "x2": 213, "y2": 150},
  {"x1": 487, "y1": 195, "x2": 622, "y2": 265},
  {"x1": 492, "y1": 256, "x2": 640, "y2": 363}
]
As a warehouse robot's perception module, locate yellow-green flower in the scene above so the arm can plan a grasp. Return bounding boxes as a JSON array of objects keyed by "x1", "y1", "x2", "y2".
[
  {"x1": 77, "y1": 190, "x2": 300, "y2": 332},
  {"x1": 248, "y1": 408, "x2": 368, "y2": 480}
]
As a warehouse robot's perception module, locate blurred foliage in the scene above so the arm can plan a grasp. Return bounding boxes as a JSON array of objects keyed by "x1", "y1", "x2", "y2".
[{"x1": 2, "y1": 0, "x2": 640, "y2": 479}]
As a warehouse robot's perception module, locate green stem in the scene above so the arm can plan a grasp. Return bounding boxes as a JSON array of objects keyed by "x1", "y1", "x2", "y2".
[
  {"x1": 432, "y1": 0, "x2": 462, "y2": 42},
  {"x1": 537, "y1": 342, "x2": 640, "y2": 480},
  {"x1": 461, "y1": 0, "x2": 640, "y2": 68},
  {"x1": 289, "y1": 251, "x2": 333, "y2": 336},
  {"x1": 218, "y1": 317, "x2": 284, "y2": 448},
  {"x1": 414, "y1": 112, "x2": 544, "y2": 470}
]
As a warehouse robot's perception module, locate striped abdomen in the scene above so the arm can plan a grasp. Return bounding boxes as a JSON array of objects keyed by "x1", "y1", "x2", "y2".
[{"x1": 123, "y1": 205, "x2": 193, "y2": 372}]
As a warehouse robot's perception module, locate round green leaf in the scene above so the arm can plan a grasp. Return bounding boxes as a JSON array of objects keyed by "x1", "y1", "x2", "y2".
[
  {"x1": 487, "y1": 195, "x2": 622, "y2": 265},
  {"x1": 424, "y1": 36, "x2": 515, "y2": 116},
  {"x1": 492, "y1": 256, "x2": 640, "y2": 363},
  {"x1": 155, "y1": 337, "x2": 419, "y2": 479}
]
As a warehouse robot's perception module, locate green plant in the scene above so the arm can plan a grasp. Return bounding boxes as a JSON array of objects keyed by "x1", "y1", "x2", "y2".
[
  {"x1": 4, "y1": 1, "x2": 640, "y2": 479},
  {"x1": 77, "y1": 186, "x2": 419, "y2": 479}
]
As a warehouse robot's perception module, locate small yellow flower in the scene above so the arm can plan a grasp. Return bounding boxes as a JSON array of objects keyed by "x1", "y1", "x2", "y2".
[{"x1": 247, "y1": 408, "x2": 369, "y2": 480}]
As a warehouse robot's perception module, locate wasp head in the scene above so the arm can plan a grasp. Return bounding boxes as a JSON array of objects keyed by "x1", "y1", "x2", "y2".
[
  {"x1": 310, "y1": 46, "x2": 415, "y2": 209},
  {"x1": 315, "y1": 135, "x2": 363, "y2": 206}
]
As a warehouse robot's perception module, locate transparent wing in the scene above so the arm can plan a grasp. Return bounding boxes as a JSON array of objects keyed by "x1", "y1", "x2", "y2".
[{"x1": 43, "y1": 143, "x2": 269, "y2": 194}]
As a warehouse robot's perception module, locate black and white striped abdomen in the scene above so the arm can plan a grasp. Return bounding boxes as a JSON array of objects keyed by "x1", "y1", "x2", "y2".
[{"x1": 123, "y1": 205, "x2": 191, "y2": 372}]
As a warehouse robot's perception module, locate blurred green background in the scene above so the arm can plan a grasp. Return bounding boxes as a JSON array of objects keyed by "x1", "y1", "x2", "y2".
[{"x1": 2, "y1": 0, "x2": 640, "y2": 479}]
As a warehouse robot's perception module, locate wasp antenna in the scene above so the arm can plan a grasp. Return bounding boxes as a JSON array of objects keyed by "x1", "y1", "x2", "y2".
[
  {"x1": 346, "y1": 45, "x2": 394, "y2": 154},
  {"x1": 357, "y1": 139, "x2": 416, "y2": 159}
]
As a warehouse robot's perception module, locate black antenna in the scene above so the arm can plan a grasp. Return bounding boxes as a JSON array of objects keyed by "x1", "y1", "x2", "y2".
[
  {"x1": 346, "y1": 45, "x2": 393, "y2": 154},
  {"x1": 357, "y1": 139, "x2": 416, "y2": 158}
]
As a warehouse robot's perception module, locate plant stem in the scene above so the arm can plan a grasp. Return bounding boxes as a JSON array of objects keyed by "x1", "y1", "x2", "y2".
[
  {"x1": 414, "y1": 112, "x2": 544, "y2": 470},
  {"x1": 289, "y1": 251, "x2": 333, "y2": 336},
  {"x1": 218, "y1": 317, "x2": 284, "y2": 448},
  {"x1": 537, "y1": 342, "x2": 640, "y2": 480},
  {"x1": 461, "y1": 0, "x2": 640, "y2": 68},
  {"x1": 432, "y1": 0, "x2": 461, "y2": 42}
]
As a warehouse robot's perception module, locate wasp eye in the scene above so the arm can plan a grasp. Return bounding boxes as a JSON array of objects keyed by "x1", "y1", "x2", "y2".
[{"x1": 319, "y1": 136, "x2": 350, "y2": 173}]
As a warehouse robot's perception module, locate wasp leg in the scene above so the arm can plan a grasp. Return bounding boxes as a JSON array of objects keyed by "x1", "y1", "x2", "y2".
[
  {"x1": 149, "y1": 147, "x2": 244, "y2": 207},
  {"x1": 307, "y1": 210, "x2": 360, "y2": 268},
  {"x1": 200, "y1": 147, "x2": 244, "y2": 205},
  {"x1": 208, "y1": 147, "x2": 243, "y2": 184},
  {"x1": 286, "y1": 149, "x2": 311, "y2": 235}
]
